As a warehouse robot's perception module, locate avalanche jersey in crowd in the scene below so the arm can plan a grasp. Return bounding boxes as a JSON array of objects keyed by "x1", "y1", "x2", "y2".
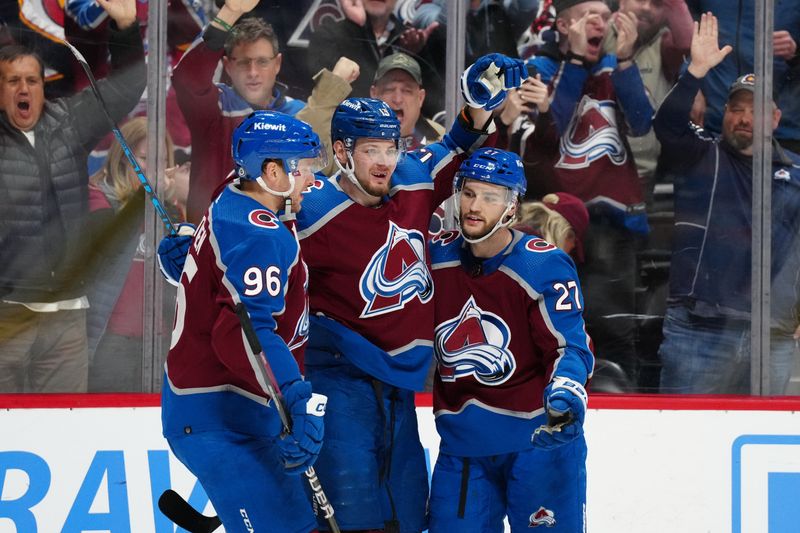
[
  {"x1": 162, "y1": 184, "x2": 309, "y2": 438},
  {"x1": 297, "y1": 116, "x2": 495, "y2": 391},
  {"x1": 528, "y1": 52, "x2": 653, "y2": 234},
  {"x1": 430, "y1": 230, "x2": 594, "y2": 457}
]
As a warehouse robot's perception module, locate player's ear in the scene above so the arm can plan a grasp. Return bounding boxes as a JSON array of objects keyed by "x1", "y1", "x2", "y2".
[
  {"x1": 261, "y1": 160, "x2": 280, "y2": 184},
  {"x1": 333, "y1": 140, "x2": 348, "y2": 165},
  {"x1": 506, "y1": 199, "x2": 520, "y2": 222}
]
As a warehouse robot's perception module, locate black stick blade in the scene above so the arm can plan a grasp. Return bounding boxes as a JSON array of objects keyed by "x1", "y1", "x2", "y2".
[{"x1": 158, "y1": 489, "x2": 222, "y2": 533}]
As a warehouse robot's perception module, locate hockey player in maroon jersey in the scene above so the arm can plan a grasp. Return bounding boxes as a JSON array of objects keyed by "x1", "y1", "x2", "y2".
[
  {"x1": 161, "y1": 111, "x2": 328, "y2": 532},
  {"x1": 294, "y1": 56, "x2": 526, "y2": 532},
  {"x1": 428, "y1": 148, "x2": 594, "y2": 532}
]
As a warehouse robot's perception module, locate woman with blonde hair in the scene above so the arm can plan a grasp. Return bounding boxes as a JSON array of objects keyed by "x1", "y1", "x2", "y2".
[
  {"x1": 86, "y1": 116, "x2": 187, "y2": 391},
  {"x1": 90, "y1": 116, "x2": 187, "y2": 219},
  {"x1": 515, "y1": 192, "x2": 589, "y2": 263}
]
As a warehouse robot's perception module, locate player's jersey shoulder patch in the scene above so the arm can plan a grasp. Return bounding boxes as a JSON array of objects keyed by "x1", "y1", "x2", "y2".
[
  {"x1": 248, "y1": 208, "x2": 280, "y2": 229},
  {"x1": 297, "y1": 174, "x2": 351, "y2": 229},
  {"x1": 503, "y1": 235, "x2": 576, "y2": 294},
  {"x1": 523, "y1": 236, "x2": 559, "y2": 254},
  {"x1": 430, "y1": 231, "x2": 462, "y2": 265}
]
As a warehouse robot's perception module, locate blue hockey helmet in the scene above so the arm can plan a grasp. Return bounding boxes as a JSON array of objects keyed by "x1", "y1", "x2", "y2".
[
  {"x1": 454, "y1": 148, "x2": 527, "y2": 198},
  {"x1": 331, "y1": 98, "x2": 401, "y2": 150},
  {"x1": 232, "y1": 111, "x2": 325, "y2": 181},
  {"x1": 454, "y1": 148, "x2": 527, "y2": 244}
]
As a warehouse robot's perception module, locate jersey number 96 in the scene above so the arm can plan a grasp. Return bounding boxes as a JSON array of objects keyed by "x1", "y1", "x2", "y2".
[{"x1": 244, "y1": 266, "x2": 283, "y2": 297}]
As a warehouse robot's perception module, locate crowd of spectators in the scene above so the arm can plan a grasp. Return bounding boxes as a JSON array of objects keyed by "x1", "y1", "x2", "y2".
[{"x1": 1, "y1": 0, "x2": 798, "y2": 394}]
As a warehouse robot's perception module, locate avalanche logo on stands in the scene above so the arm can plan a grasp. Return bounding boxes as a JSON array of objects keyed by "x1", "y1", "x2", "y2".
[
  {"x1": 529, "y1": 506, "x2": 556, "y2": 527},
  {"x1": 359, "y1": 221, "x2": 433, "y2": 318},
  {"x1": 556, "y1": 95, "x2": 626, "y2": 169},
  {"x1": 248, "y1": 209, "x2": 280, "y2": 229},
  {"x1": 435, "y1": 297, "x2": 515, "y2": 385}
]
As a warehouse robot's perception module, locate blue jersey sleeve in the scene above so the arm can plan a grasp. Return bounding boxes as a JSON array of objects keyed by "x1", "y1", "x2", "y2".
[
  {"x1": 402, "y1": 111, "x2": 497, "y2": 207},
  {"x1": 611, "y1": 61, "x2": 654, "y2": 136},
  {"x1": 215, "y1": 212, "x2": 303, "y2": 389},
  {"x1": 532, "y1": 56, "x2": 589, "y2": 135},
  {"x1": 506, "y1": 239, "x2": 594, "y2": 384}
]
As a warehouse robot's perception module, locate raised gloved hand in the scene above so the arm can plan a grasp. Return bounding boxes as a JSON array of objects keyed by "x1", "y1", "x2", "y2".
[
  {"x1": 277, "y1": 380, "x2": 326, "y2": 474},
  {"x1": 460, "y1": 53, "x2": 527, "y2": 111},
  {"x1": 156, "y1": 223, "x2": 195, "y2": 286},
  {"x1": 531, "y1": 376, "x2": 588, "y2": 450}
]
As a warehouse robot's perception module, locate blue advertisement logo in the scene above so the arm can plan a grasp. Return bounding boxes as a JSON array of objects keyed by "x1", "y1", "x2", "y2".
[{"x1": 732, "y1": 435, "x2": 800, "y2": 533}]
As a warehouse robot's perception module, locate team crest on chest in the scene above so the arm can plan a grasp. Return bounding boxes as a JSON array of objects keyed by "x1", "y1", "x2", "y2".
[
  {"x1": 435, "y1": 296, "x2": 515, "y2": 385},
  {"x1": 556, "y1": 95, "x2": 626, "y2": 169},
  {"x1": 359, "y1": 221, "x2": 433, "y2": 318}
]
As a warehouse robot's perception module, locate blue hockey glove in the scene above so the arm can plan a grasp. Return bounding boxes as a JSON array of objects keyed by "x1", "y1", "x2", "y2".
[
  {"x1": 278, "y1": 380, "x2": 326, "y2": 474},
  {"x1": 460, "y1": 53, "x2": 527, "y2": 111},
  {"x1": 531, "y1": 376, "x2": 588, "y2": 450},
  {"x1": 157, "y1": 223, "x2": 195, "y2": 286}
]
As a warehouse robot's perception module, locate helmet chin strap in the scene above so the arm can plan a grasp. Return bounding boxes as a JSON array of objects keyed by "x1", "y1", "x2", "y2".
[
  {"x1": 335, "y1": 151, "x2": 382, "y2": 199},
  {"x1": 256, "y1": 172, "x2": 296, "y2": 201}
]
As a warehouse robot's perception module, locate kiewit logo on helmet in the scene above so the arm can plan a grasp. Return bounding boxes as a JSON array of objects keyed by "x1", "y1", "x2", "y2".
[
  {"x1": 253, "y1": 122, "x2": 286, "y2": 132},
  {"x1": 342, "y1": 100, "x2": 361, "y2": 110}
]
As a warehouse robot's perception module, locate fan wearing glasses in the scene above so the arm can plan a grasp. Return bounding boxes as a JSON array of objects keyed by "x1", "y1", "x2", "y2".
[{"x1": 172, "y1": 0, "x2": 305, "y2": 224}]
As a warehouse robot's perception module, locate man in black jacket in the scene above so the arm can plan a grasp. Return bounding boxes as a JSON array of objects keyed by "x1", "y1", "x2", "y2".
[
  {"x1": 0, "y1": 0, "x2": 146, "y2": 393},
  {"x1": 306, "y1": 0, "x2": 439, "y2": 102}
]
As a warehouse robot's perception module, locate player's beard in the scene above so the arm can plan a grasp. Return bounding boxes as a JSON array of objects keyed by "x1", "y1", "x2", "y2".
[
  {"x1": 360, "y1": 177, "x2": 391, "y2": 197},
  {"x1": 460, "y1": 214, "x2": 494, "y2": 240}
]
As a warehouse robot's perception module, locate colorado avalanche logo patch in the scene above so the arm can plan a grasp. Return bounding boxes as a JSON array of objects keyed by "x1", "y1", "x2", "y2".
[
  {"x1": 556, "y1": 96, "x2": 626, "y2": 169},
  {"x1": 249, "y1": 209, "x2": 280, "y2": 229},
  {"x1": 529, "y1": 506, "x2": 556, "y2": 527},
  {"x1": 359, "y1": 221, "x2": 433, "y2": 318},
  {"x1": 435, "y1": 297, "x2": 515, "y2": 385}
]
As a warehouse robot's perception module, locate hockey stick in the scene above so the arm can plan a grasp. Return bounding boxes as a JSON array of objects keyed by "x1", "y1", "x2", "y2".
[
  {"x1": 234, "y1": 302, "x2": 341, "y2": 533},
  {"x1": 157, "y1": 490, "x2": 221, "y2": 533},
  {"x1": 60, "y1": 39, "x2": 177, "y2": 236}
]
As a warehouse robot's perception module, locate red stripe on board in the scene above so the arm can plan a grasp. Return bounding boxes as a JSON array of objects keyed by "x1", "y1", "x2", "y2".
[
  {"x1": 1, "y1": 393, "x2": 798, "y2": 411},
  {"x1": 0, "y1": 394, "x2": 161, "y2": 409},
  {"x1": 588, "y1": 394, "x2": 800, "y2": 411}
]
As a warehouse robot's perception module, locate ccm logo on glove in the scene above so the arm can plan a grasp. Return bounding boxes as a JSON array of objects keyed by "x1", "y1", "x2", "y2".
[{"x1": 307, "y1": 393, "x2": 327, "y2": 416}]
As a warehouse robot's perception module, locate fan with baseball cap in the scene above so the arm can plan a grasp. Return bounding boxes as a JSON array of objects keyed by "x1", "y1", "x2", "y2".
[
  {"x1": 374, "y1": 52, "x2": 423, "y2": 85},
  {"x1": 727, "y1": 73, "x2": 756, "y2": 99}
]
